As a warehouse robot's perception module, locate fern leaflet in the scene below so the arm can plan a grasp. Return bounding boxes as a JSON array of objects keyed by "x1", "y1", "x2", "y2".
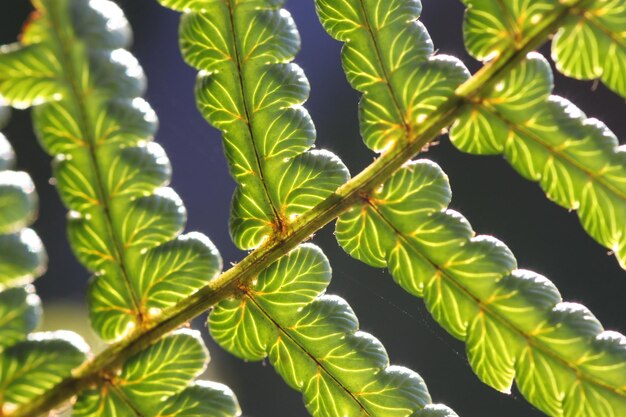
[
  {"x1": 0, "y1": 2, "x2": 240, "y2": 417},
  {"x1": 74, "y1": 329, "x2": 239, "y2": 417},
  {"x1": 450, "y1": 53, "x2": 626, "y2": 269},
  {"x1": 336, "y1": 160, "x2": 626, "y2": 417},
  {"x1": 209, "y1": 244, "x2": 458, "y2": 417},
  {"x1": 463, "y1": 0, "x2": 626, "y2": 97},
  {"x1": 0, "y1": 0, "x2": 222, "y2": 342},
  {"x1": 316, "y1": 0, "x2": 626, "y2": 415},
  {"x1": 0, "y1": 106, "x2": 88, "y2": 415},
  {"x1": 159, "y1": 0, "x2": 349, "y2": 249}
]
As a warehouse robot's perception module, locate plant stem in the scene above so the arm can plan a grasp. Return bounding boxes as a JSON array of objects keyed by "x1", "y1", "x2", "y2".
[{"x1": 6, "y1": 2, "x2": 583, "y2": 416}]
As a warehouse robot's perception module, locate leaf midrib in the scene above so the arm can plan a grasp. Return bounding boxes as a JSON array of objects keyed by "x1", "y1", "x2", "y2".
[
  {"x1": 243, "y1": 289, "x2": 376, "y2": 417},
  {"x1": 356, "y1": 0, "x2": 412, "y2": 140},
  {"x1": 495, "y1": 0, "x2": 523, "y2": 45},
  {"x1": 481, "y1": 104, "x2": 626, "y2": 202},
  {"x1": 46, "y1": 1, "x2": 144, "y2": 321},
  {"x1": 571, "y1": 7, "x2": 626, "y2": 50},
  {"x1": 109, "y1": 383, "x2": 148, "y2": 417},
  {"x1": 365, "y1": 199, "x2": 626, "y2": 401},
  {"x1": 224, "y1": 0, "x2": 285, "y2": 234}
]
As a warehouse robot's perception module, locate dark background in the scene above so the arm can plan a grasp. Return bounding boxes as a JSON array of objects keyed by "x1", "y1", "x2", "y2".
[{"x1": 1, "y1": 1, "x2": 624, "y2": 416}]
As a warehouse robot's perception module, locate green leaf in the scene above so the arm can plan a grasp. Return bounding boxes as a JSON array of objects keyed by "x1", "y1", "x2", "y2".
[
  {"x1": 0, "y1": 0, "x2": 219, "y2": 341},
  {"x1": 0, "y1": 285, "x2": 41, "y2": 350},
  {"x1": 0, "y1": 116, "x2": 47, "y2": 289},
  {"x1": 0, "y1": 230, "x2": 46, "y2": 291},
  {"x1": 74, "y1": 330, "x2": 240, "y2": 417},
  {"x1": 412, "y1": 404, "x2": 459, "y2": 417},
  {"x1": 0, "y1": 131, "x2": 15, "y2": 172},
  {"x1": 89, "y1": 232, "x2": 222, "y2": 342},
  {"x1": 74, "y1": 388, "x2": 137, "y2": 417},
  {"x1": 116, "y1": 329, "x2": 207, "y2": 404},
  {"x1": 462, "y1": 0, "x2": 560, "y2": 60},
  {"x1": 0, "y1": 109, "x2": 48, "y2": 417},
  {"x1": 552, "y1": 0, "x2": 626, "y2": 97},
  {"x1": 0, "y1": 331, "x2": 88, "y2": 411},
  {"x1": 0, "y1": 171, "x2": 37, "y2": 234},
  {"x1": 336, "y1": 159, "x2": 626, "y2": 417},
  {"x1": 161, "y1": 0, "x2": 349, "y2": 250},
  {"x1": 154, "y1": 382, "x2": 241, "y2": 417},
  {"x1": 0, "y1": 6, "x2": 240, "y2": 417},
  {"x1": 0, "y1": 43, "x2": 64, "y2": 109},
  {"x1": 462, "y1": 0, "x2": 626, "y2": 98},
  {"x1": 0, "y1": 112, "x2": 84, "y2": 417},
  {"x1": 210, "y1": 244, "x2": 452, "y2": 417},
  {"x1": 450, "y1": 54, "x2": 626, "y2": 269},
  {"x1": 315, "y1": 0, "x2": 469, "y2": 152}
]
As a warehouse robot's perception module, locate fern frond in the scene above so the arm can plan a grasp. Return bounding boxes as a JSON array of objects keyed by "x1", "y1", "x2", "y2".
[
  {"x1": 161, "y1": 3, "x2": 460, "y2": 415},
  {"x1": 317, "y1": 0, "x2": 625, "y2": 414},
  {"x1": 1, "y1": 0, "x2": 614, "y2": 415},
  {"x1": 450, "y1": 53, "x2": 626, "y2": 269},
  {"x1": 159, "y1": 0, "x2": 349, "y2": 249},
  {"x1": 0, "y1": 0, "x2": 222, "y2": 342},
  {"x1": 336, "y1": 159, "x2": 626, "y2": 417},
  {"x1": 463, "y1": 0, "x2": 626, "y2": 97},
  {"x1": 209, "y1": 244, "x2": 457, "y2": 417},
  {"x1": 74, "y1": 329, "x2": 240, "y2": 417},
  {"x1": 1, "y1": 108, "x2": 47, "y2": 348},
  {"x1": 0, "y1": 107, "x2": 89, "y2": 414},
  {"x1": 0, "y1": 4, "x2": 241, "y2": 417},
  {"x1": 315, "y1": 0, "x2": 469, "y2": 152},
  {"x1": 0, "y1": 110, "x2": 46, "y2": 288},
  {"x1": 0, "y1": 332, "x2": 89, "y2": 409}
]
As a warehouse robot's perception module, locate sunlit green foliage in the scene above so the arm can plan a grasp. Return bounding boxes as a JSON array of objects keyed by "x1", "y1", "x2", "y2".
[
  {"x1": 337, "y1": 160, "x2": 626, "y2": 417},
  {"x1": 450, "y1": 54, "x2": 626, "y2": 268},
  {"x1": 0, "y1": 109, "x2": 45, "y2": 288},
  {"x1": 160, "y1": 1, "x2": 458, "y2": 415},
  {"x1": 0, "y1": 0, "x2": 623, "y2": 416},
  {"x1": 160, "y1": 0, "x2": 349, "y2": 249},
  {"x1": 0, "y1": 0, "x2": 222, "y2": 342},
  {"x1": 462, "y1": 0, "x2": 626, "y2": 97},
  {"x1": 210, "y1": 244, "x2": 457, "y2": 417},
  {"x1": 316, "y1": 0, "x2": 469, "y2": 152},
  {"x1": 74, "y1": 330, "x2": 239, "y2": 417},
  {"x1": 0, "y1": 107, "x2": 87, "y2": 415}
]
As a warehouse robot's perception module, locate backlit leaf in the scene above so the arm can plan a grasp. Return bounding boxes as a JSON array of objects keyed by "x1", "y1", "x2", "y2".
[
  {"x1": 336, "y1": 160, "x2": 626, "y2": 417},
  {"x1": 154, "y1": 382, "x2": 241, "y2": 417},
  {"x1": 450, "y1": 54, "x2": 626, "y2": 269},
  {"x1": 0, "y1": 331, "x2": 88, "y2": 410},
  {"x1": 160, "y1": 0, "x2": 349, "y2": 249},
  {"x1": 0, "y1": 0, "x2": 221, "y2": 341},
  {"x1": 315, "y1": 0, "x2": 469, "y2": 152},
  {"x1": 462, "y1": 0, "x2": 626, "y2": 97},
  {"x1": 210, "y1": 244, "x2": 453, "y2": 417},
  {"x1": 0, "y1": 110, "x2": 47, "y2": 289},
  {"x1": 0, "y1": 171, "x2": 37, "y2": 235},
  {"x1": 73, "y1": 330, "x2": 240, "y2": 417},
  {"x1": 0, "y1": 285, "x2": 41, "y2": 350}
]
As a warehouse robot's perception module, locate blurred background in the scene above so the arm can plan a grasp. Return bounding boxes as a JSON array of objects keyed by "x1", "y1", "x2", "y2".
[{"x1": 1, "y1": 1, "x2": 624, "y2": 416}]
